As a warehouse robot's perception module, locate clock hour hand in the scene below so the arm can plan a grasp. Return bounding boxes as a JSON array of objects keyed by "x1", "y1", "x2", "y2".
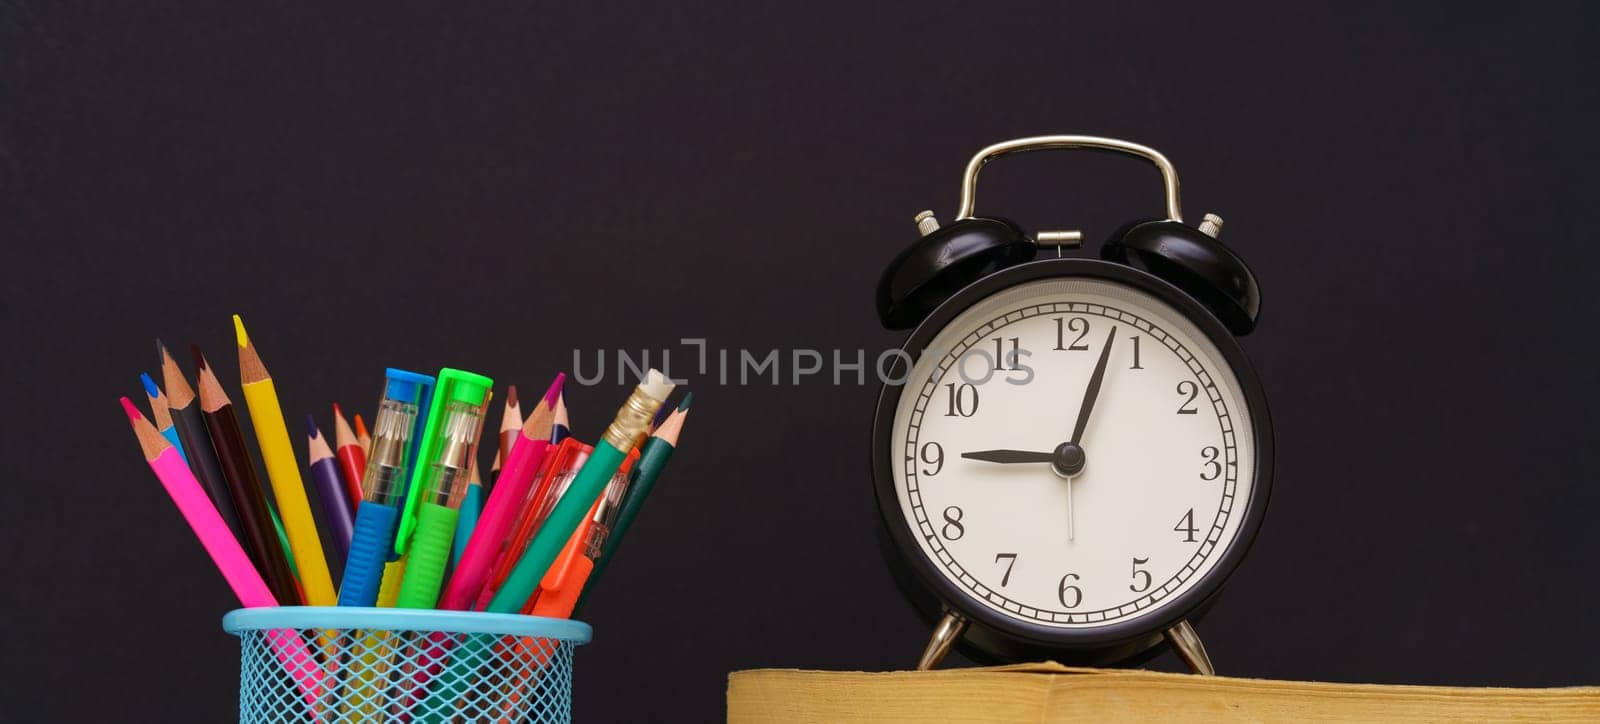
[{"x1": 960, "y1": 449, "x2": 1056, "y2": 464}]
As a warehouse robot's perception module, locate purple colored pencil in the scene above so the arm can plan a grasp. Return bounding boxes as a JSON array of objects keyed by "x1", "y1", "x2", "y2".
[{"x1": 306, "y1": 415, "x2": 354, "y2": 570}]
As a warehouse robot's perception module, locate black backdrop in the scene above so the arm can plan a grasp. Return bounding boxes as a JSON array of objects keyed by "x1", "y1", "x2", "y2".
[{"x1": 5, "y1": 2, "x2": 1600, "y2": 721}]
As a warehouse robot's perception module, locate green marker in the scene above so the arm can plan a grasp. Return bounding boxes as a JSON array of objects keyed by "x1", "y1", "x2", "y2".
[{"x1": 395, "y1": 368, "x2": 493, "y2": 609}]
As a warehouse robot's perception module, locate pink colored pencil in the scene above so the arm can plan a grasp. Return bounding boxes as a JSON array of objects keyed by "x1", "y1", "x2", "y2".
[
  {"x1": 438, "y1": 374, "x2": 564, "y2": 611},
  {"x1": 121, "y1": 397, "x2": 324, "y2": 705}
]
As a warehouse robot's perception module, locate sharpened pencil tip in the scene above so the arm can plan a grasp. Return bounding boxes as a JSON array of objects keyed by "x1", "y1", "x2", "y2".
[
  {"x1": 190, "y1": 343, "x2": 208, "y2": 372},
  {"x1": 140, "y1": 372, "x2": 160, "y2": 398},
  {"x1": 332, "y1": 402, "x2": 344, "y2": 418},
  {"x1": 232, "y1": 314, "x2": 249, "y2": 348},
  {"x1": 678, "y1": 391, "x2": 694, "y2": 412},
  {"x1": 156, "y1": 338, "x2": 169, "y2": 361},
  {"x1": 505, "y1": 384, "x2": 519, "y2": 410},
  {"x1": 120, "y1": 396, "x2": 143, "y2": 422},
  {"x1": 307, "y1": 413, "x2": 320, "y2": 438},
  {"x1": 543, "y1": 372, "x2": 566, "y2": 408}
]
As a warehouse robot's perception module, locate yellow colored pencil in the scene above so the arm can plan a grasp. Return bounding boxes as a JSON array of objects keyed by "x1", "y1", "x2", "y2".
[{"x1": 234, "y1": 314, "x2": 337, "y2": 606}]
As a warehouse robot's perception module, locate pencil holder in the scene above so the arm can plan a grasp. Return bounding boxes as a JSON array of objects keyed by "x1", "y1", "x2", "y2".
[{"x1": 223, "y1": 607, "x2": 592, "y2": 723}]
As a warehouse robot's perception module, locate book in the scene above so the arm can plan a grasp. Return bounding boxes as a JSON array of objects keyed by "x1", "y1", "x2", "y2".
[{"x1": 728, "y1": 662, "x2": 1600, "y2": 722}]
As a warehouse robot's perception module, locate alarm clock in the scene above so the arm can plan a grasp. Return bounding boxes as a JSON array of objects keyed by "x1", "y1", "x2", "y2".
[{"x1": 870, "y1": 136, "x2": 1273, "y2": 674}]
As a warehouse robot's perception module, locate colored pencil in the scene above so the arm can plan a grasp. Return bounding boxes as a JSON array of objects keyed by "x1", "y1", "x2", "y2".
[
  {"x1": 489, "y1": 384, "x2": 521, "y2": 485},
  {"x1": 160, "y1": 341, "x2": 244, "y2": 543},
  {"x1": 551, "y1": 392, "x2": 570, "y2": 444},
  {"x1": 235, "y1": 315, "x2": 337, "y2": 607},
  {"x1": 439, "y1": 374, "x2": 561, "y2": 611},
  {"x1": 353, "y1": 413, "x2": 372, "y2": 457},
  {"x1": 580, "y1": 392, "x2": 691, "y2": 610},
  {"x1": 451, "y1": 461, "x2": 483, "y2": 570},
  {"x1": 331, "y1": 403, "x2": 366, "y2": 514},
  {"x1": 121, "y1": 397, "x2": 323, "y2": 704},
  {"x1": 307, "y1": 415, "x2": 354, "y2": 581},
  {"x1": 193, "y1": 345, "x2": 300, "y2": 605},
  {"x1": 140, "y1": 372, "x2": 187, "y2": 463}
]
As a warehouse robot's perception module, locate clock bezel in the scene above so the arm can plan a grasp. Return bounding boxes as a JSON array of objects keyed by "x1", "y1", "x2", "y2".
[{"x1": 871, "y1": 257, "x2": 1274, "y2": 656}]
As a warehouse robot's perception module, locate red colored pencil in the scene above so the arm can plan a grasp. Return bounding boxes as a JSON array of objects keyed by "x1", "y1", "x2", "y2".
[{"x1": 331, "y1": 403, "x2": 366, "y2": 513}]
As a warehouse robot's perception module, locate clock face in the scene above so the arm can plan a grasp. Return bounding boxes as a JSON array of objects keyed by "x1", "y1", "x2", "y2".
[{"x1": 888, "y1": 274, "x2": 1258, "y2": 631}]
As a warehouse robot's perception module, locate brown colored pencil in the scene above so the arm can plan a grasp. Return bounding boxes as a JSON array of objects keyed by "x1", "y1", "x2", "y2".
[
  {"x1": 160, "y1": 341, "x2": 245, "y2": 545},
  {"x1": 193, "y1": 344, "x2": 300, "y2": 605},
  {"x1": 488, "y1": 385, "x2": 522, "y2": 491},
  {"x1": 491, "y1": 385, "x2": 521, "y2": 472}
]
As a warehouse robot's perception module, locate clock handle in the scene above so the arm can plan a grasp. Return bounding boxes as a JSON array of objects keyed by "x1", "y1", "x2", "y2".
[
  {"x1": 1165, "y1": 619, "x2": 1216, "y2": 675},
  {"x1": 916, "y1": 611, "x2": 968, "y2": 670},
  {"x1": 956, "y1": 135, "x2": 1183, "y2": 225}
]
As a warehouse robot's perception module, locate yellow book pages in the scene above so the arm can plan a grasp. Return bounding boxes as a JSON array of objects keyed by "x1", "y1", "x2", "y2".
[{"x1": 728, "y1": 664, "x2": 1600, "y2": 723}]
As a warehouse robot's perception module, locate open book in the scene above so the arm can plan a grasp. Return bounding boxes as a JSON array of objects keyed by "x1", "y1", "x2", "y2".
[{"x1": 728, "y1": 662, "x2": 1600, "y2": 722}]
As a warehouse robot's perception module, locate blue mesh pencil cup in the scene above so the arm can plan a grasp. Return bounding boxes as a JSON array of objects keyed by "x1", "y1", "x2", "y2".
[{"x1": 223, "y1": 607, "x2": 591, "y2": 723}]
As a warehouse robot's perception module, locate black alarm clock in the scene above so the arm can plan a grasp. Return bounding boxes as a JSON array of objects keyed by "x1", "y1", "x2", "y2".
[{"x1": 870, "y1": 136, "x2": 1273, "y2": 674}]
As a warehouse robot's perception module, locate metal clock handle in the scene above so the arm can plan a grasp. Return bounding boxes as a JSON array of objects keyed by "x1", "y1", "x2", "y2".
[{"x1": 954, "y1": 135, "x2": 1185, "y2": 249}]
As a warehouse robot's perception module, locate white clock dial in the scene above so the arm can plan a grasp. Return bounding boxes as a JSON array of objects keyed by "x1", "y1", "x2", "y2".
[{"x1": 890, "y1": 276, "x2": 1256, "y2": 628}]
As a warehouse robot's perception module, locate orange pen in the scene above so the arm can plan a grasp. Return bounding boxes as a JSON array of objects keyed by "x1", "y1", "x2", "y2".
[
  {"x1": 526, "y1": 496, "x2": 603, "y2": 617},
  {"x1": 528, "y1": 452, "x2": 637, "y2": 617}
]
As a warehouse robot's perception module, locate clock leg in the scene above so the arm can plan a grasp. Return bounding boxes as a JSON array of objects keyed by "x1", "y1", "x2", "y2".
[
  {"x1": 916, "y1": 611, "x2": 967, "y2": 671},
  {"x1": 1164, "y1": 619, "x2": 1215, "y2": 675}
]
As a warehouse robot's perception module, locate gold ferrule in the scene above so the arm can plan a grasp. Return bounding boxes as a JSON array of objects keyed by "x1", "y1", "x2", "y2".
[{"x1": 601, "y1": 385, "x2": 665, "y2": 451}]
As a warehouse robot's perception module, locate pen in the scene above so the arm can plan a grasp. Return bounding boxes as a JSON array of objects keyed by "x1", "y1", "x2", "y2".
[
  {"x1": 472, "y1": 438, "x2": 585, "y2": 611},
  {"x1": 338, "y1": 369, "x2": 432, "y2": 607},
  {"x1": 395, "y1": 368, "x2": 493, "y2": 609}
]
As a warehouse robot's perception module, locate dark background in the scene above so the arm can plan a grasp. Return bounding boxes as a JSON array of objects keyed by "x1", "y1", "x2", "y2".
[{"x1": 5, "y1": 1, "x2": 1600, "y2": 720}]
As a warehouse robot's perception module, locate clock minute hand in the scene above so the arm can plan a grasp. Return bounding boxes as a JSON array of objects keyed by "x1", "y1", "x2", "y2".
[
  {"x1": 960, "y1": 449, "x2": 1056, "y2": 464},
  {"x1": 1069, "y1": 326, "x2": 1118, "y2": 445}
]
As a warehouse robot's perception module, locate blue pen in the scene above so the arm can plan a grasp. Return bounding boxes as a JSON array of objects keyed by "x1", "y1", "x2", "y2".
[
  {"x1": 140, "y1": 372, "x2": 187, "y2": 464},
  {"x1": 338, "y1": 368, "x2": 435, "y2": 607}
]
